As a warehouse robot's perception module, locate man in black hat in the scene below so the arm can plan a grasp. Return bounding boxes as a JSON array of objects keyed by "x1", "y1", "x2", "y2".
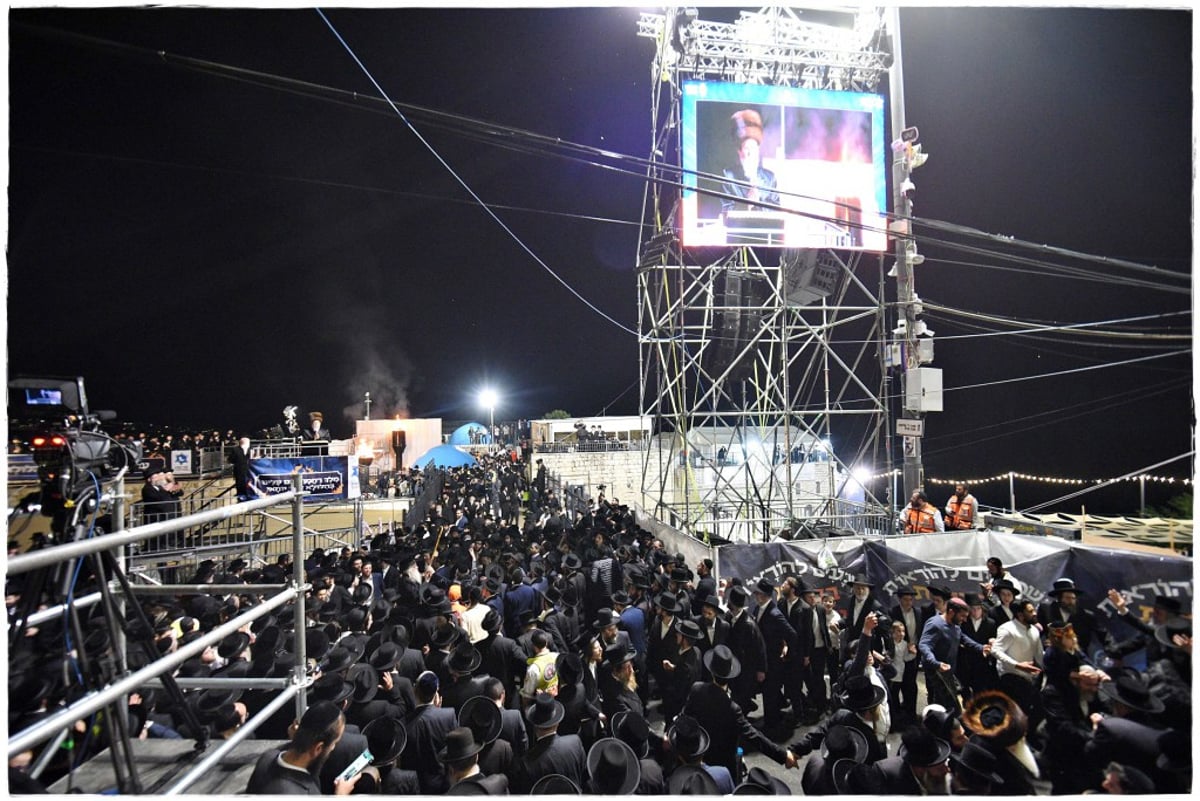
[
  {"x1": 665, "y1": 714, "x2": 735, "y2": 794},
  {"x1": 352, "y1": 717, "x2": 419, "y2": 794},
  {"x1": 586, "y1": 737, "x2": 642, "y2": 795},
  {"x1": 475, "y1": 609, "x2": 526, "y2": 710},
  {"x1": 725, "y1": 583, "x2": 768, "y2": 716},
  {"x1": 439, "y1": 726, "x2": 509, "y2": 794},
  {"x1": 682, "y1": 643, "x2": 797, "y2": 780},
  {"x1": 837, "y1": 575, "x2": 886, "y2": 664},
  {"x1": 856, "y1": 725, "x2": 952, "y2": 794},
  {"x1": 441, "y1": 642, "x2": 489, "y2": 714},
  {"x1": 987, "y1": 579, "x2": 1021, "y2": 627},
  {"x1": 459, "y1": 694, "x2": 514, "y2": 778},
  {"x1": 399, "y1": 670, "x2": 458, "y2": 794},
  {"x1": 609, "y1": 710, "x2": 666, "y2": 794},
  {"x1": 1037, "y1": 577, "x2": 1108, "y2": 659},
  {"x1": 752, "y1": 577, "x2": 800, "y2": 738},
  {"x1": 1041, "y1": 663, "x2": 1108, "y2": 793},
  {"x1": 1106, "y1": 589, "x2": 1185, "y2": 665},
  {"x1": 647, "y1": 591, "x2": 683, "y2": 709},
  {"x1": 515, "y1": 692, "x2": 587, "y2": 792},
  {"x1": 695, "y1": 594, "x2": 731, "y2": 673},
  {"x1": 791, "y1": 674, "x2": 889, "y2": 765},
  {"x1": 599, "y1": 642, "x2": 643, "y2": 720},
  {"x1": 800, "y1": 723, "x2": 870, "y2": 794},
  {"x1": 660, "y1": 618, "x2": 704, "y2": 724}
]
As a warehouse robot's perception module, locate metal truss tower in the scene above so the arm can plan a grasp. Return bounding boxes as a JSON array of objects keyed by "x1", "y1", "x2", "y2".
[{"x1": 635, "y1": 7, "x2": 898, "y2": 543}]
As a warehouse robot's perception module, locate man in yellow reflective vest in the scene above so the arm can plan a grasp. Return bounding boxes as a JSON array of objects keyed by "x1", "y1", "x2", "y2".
[
  {"x1": 944, "y1": 483, "x2": 979, "y2": 530},
  {"x1": 903, "y1": 490, "x2": 944, "y2": 534}
]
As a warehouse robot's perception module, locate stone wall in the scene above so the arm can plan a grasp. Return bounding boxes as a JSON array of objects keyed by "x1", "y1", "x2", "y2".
[{"x1": 534, "y1": 448, "x2": 648, "y2": 508}]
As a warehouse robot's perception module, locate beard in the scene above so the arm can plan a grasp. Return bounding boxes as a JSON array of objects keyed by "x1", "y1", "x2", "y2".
[
  {"x1": 309, "y1": 744, "x2": 335, "y2": 778},
  {"x1": 916, "y1": 769, "x2": 951, "y2": 795}
]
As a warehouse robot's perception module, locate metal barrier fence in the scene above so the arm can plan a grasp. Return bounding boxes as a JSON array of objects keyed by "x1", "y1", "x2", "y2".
[{"x1": 7, "y1": 476, "x2": 313, "y2": 794}]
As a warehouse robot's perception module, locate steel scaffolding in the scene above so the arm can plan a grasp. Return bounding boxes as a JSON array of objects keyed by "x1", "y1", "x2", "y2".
[{"x1": 635, "y1": 7, "x2": 897, "y2": 542}]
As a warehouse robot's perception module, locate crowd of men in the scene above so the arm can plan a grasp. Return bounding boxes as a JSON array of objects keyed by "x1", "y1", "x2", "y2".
[{"x1": 6, "y1": 453, "x2": 1192, "y2": 795}]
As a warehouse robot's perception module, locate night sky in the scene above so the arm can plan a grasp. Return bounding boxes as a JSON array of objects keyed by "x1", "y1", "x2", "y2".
[{"x1": 7, "y1": 6, "x2": 1194, "y2": 507}]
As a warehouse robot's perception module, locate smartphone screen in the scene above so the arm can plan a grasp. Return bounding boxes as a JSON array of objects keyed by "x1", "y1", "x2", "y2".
[{"x1": 336, "y1": 749, "x2": 373, "y2": 784}]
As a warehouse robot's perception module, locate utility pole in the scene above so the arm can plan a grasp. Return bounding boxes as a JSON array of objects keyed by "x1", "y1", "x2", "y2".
[{"x1": 887, "y1": 8, "x2": 937, "y2": 502}]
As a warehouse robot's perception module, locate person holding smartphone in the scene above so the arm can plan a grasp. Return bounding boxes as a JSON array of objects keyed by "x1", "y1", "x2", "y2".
[{"x1": 244, "y1": 701, "x2": 362, "y2": 795}]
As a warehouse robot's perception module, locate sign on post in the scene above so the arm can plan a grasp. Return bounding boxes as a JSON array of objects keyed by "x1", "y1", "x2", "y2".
[{"x1": 896, "y1": 418, "x2": 925, "y2": 438}]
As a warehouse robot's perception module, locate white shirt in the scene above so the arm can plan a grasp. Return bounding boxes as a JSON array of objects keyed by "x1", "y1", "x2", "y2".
[{"x1": 994, "y1": 618, "x2": 1043, "y2": 682}]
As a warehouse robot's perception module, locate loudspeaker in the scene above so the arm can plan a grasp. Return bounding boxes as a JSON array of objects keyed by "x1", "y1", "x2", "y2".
[{"x1": 708, "y1": 270, "x2": 767, "y2": 382}]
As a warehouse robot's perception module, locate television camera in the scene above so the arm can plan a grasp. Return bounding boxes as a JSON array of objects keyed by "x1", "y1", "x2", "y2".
[{"x1": 9, "y1": 376, "x2": 141, "y2": 530}]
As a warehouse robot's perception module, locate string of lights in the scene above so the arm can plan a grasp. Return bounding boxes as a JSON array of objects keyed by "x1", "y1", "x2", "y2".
[{"x1": 865, "y1": 469, "x2": 1192, "y2": 486}]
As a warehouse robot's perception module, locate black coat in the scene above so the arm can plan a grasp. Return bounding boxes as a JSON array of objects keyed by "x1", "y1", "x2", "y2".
[
  {"x1": 447, "y1": 772, "x2": 509, "y2": 795},
  {"x1": 726, "y1": 610, "x2": 767, "y2": 678},
  {"x1": 1041, "y1": 681, "x2": 1106, "y2": 793},
  {"x1": 792, "y1": 708, "x2": 887, "y2": 764},
  {"x1": 476, "y1": 632, "x2": 528, "y2": 691},
  {"x1": 440, "y1": 673, "x2": 491, "y2": 715},
  {"x1": 499, "y1": 707, "x2": 529, "y2": 757},
  {"x1": 683, "y1": 680, "x2": 787, "y2": 778},
  {"x1": 400, "y1": 704, "x2": 459, "y2": 795},
  {"x1": 516, "y1": 733, "x2": 586, "y2": 793},
  {"x1": 245, "y1": 750, "x2": 321, "y2": 795}
]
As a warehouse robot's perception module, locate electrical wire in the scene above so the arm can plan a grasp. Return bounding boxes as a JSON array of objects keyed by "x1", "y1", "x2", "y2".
[
  {"x1": 921, "y1": 376, "x2": 1190, "y2": 457},
  {"x1": 14, "y1": 20, "x2": 1189, "y2": 298},
  {"x1": 945, "y1": 350, "x2": 1190, "y2": 393},
  {"x1": 314, "y1": 9, "x2": 641, "y2": 338},
  {"x1": 1019, "y1": 451, "x2": 1195, "y2": 515}
]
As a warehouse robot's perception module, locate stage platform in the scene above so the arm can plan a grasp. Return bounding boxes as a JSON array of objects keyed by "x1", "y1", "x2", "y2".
[{"x1": 47, "y1": 738, "x2": 285, "y2": 795}]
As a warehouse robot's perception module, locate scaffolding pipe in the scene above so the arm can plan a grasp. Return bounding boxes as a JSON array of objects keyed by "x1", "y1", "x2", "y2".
[
  {"x1": 126, "y1": 584, "x2": 288, "y2": 595},
  {"x1": 290, "y1": 472, "x2": 308, "y2": 722},
  {"x1": 141, "y1": 677, "x2": 294, "y2": 690},
  {"x1": 7, "y1": 585, "x2": 298, "y2": 758},
  {"x1": 7, "y1": 492, "x2": 298, "y2": 576},
  {"x1": 25, "y1": 591, "x2": 103, "y2": 626},
  {"x1": 162, "y1": 682, "x2": 301, "y2": 796}
]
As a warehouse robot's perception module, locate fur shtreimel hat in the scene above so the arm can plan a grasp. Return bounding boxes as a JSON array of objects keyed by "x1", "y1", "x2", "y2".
[{"x1": 962, "y1": 690, "x2": 1027, "y2": 748}]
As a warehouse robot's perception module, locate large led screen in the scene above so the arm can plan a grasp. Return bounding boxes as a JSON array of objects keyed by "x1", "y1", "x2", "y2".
[{"x1": 681, "y1": 80, "x2": 888, "y2": 250}]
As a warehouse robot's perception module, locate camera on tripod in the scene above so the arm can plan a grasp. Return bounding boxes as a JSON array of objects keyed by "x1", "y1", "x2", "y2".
[{"x1": 9, "y1": 375, "x2": 140, "y2": 524}]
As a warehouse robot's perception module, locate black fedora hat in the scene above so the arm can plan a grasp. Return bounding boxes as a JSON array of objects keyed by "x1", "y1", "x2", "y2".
[
  {"x1": 1098, "y1": 671, "x2": 1165, "y2": 715},
  {"x1": 1155, "y1": 616, "x2": 1192, "y2": 649},
  {"x1": 700, "y1": 594, "x2": 723, "y2": 611},
  {"x1": 895, "y1": 586, "x2": 917, "y2": 597},
  {"x1": 481, "y1": 609, "x2": 502, "y2": 634},
  {"x1": 848, "y1": 573, "x2": 874, "y2": 588},
  {"x1": 839, "y1": 675, "x2": 887, "y2": 712},
  {"x1": 732, "y1": 765, "x2": 791, "y2": 795},
  {"x1": 459, "y1": 695, "x2": 502, "y2": 745},
  {"x1": 587, "y1": 737, "x2": 641, "y2": 795},
  {"x1": 755, "y1": 577, "x2": 776, "y2": 595},
  {"x1": 347, "y1": 662, "x2": 380, "y2": 704},
  {"x1": 525, "y1": 692, "x2": 565, "y2": 729},
  {"x1": 832, "y1": 759, "x2": 880, "y2": 795},
  {"x1": 610, "y1": 710, "x2": 650, "y2": 759},
  {"x1": 531, "y1": 773, "x2": 581, "y2": 794},
  {"x1": 948, "y1": 739, "x2": 1004, "y2": 788},
  {"x1": 1153, "y1": 595, "x2": 1183, "y2": 615},
  {"x1": 727, "y1": 584, "x2": 750, "y2": 608},
  {"x1": 562, "y1": 553, "x2": 583, "y2": 570},
  {"x1": 447, "y1": 642, "x2": 482, "y2": 675},
  {"x1": 323, "y1": 646, "x2": 356, "y2": 674},
  {"x1": 436, "y1": 726, "x2": 483, "y2": 763},
  {"x1": 991, "y1": 579, "x2": 1020, "y2": 597},
  {"x1": 430, "y1": 625, "x2": 464, "y2": 650},
  {"x1": 1048, "y1": 577, "x2": 1082, "y2": 597},
  {"x1": 898, "y1": 726, "x2": 951, "y2": 767},
  {"x1": 368, "y1": 642, "x2": 402, "y2": 672},
  {"x1": 655, "y1": 592, "x2": 684, "y2": 615},
  {"x1": 611, "y1": 591, "x2": 632, "y2": 607},
  {"x1": 592, "y1": 608, "x2": 621, "y2": 631},
  {"x1": 702, "y1": 644, "x2": 741, "y2": 682},
  {"x1": 217, "y1": 631, "x2": 251, "y2": 660},
  {"x1": 309, "y1": 673, "x2": 354, "y2": 706},
  {"x1": 820, "y1": 723, "x2": 869, "y2": 762},
  {"x1": 603, "y1": 642, "x2": 636, "y2": 668},
  {"x1": 670, "y1": 566, "x2": 692, "y2": 584},
  {"x1": 668, "y1": 764, "x2": 720, "y2": 795},
  {"x1": 674, "y1": 618, "x2": 704, "y2": 642},
  {"x1": 340, "y1": 632, "x2": 370, "y2": 663},
  {"x1": 667, "y1": 714, "x2": 710, "y2": 759}
]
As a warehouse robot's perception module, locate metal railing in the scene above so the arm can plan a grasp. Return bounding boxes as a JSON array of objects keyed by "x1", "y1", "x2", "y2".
[{"x1": 7, "y1": 475, "x2": 314, "y2": 794}]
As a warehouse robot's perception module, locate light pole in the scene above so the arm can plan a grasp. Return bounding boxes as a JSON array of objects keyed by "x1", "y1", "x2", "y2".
[{"x1": 479, "y1": 389, "x2": 498, "y2": 445}]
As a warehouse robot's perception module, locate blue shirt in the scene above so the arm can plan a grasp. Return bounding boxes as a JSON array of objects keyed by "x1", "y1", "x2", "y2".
[{"x1": 918, "y1": 613, "x2": 983, "y2": 670}]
